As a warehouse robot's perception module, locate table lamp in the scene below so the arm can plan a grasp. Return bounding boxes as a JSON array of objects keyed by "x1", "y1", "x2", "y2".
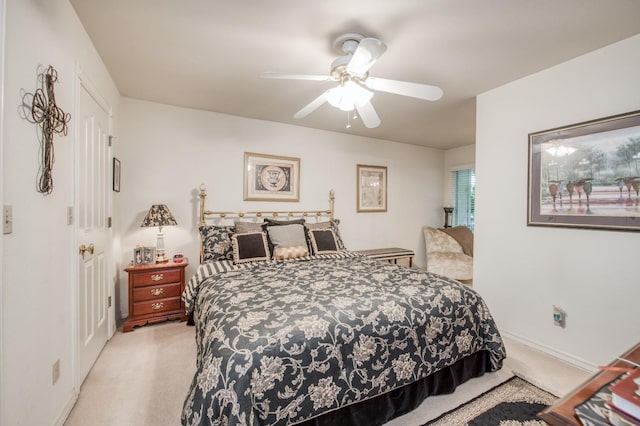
[{"x1": 140, "y1": 204, "x2": 177, "y2": 263}]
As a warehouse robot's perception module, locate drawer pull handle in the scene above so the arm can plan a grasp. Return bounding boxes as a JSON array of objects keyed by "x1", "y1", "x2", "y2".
[
  {"x1": 150, "y1": 288, "x2": 164, "y2": 296},
  {"x1": 151, "y1": 274, "x2": 164, "y2": 282},
  {"x1": 151, "y1": 302, "x2": 164, "y2": 310}
]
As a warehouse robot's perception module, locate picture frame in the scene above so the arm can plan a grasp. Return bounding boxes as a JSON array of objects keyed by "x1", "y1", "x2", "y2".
[
  {"x1": 528, "y1": 110, "x2": 640, "y2": 231},
  {"x1": 357, "y1": 164, "x2": 387, "y2": 212},
  {"x1": 143, "y1": 247, "x2": 156, "y2": 264},
  {"x1": 133, "y1": 247, "x2": 144, "y2": 265},
  {"x1": 113, "y1": 157, "x2": 121, "y2": 192},
  {"x1": 244, "y1": 152, "x2": 300, "y2": 202}
]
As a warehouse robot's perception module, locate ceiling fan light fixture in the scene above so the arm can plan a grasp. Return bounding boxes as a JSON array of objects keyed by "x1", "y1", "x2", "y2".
[
  {"x1": 263, "y1": 32, "x2": 442, "y2": 128},
  {"x1": 326, "y1": 80, "x2": 373, "y2": 112}
]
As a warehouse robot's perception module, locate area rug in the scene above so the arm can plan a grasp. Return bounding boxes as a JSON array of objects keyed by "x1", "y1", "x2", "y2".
[{"x1": 424, "y1": 376, "x2": 558, "y2": 425}]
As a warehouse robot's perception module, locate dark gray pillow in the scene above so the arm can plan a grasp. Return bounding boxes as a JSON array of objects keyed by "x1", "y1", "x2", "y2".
[
  {"x1": 231, "y1": 232, "x2": 270, "y2": 264},
  {"x1": 309, "y1": 229, "x2": 339, "y2": 254},
  {"x1": 305, "y1": 219, "x2": 346, "y2": 250},
  {"x1": 264, "y1": 218, "x2": 306, "y2": 226}
]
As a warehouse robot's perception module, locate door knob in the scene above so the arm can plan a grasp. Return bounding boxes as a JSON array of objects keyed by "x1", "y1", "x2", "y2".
[{"x1": 79, "y1": 243, "x2": 95, "y2": 258}]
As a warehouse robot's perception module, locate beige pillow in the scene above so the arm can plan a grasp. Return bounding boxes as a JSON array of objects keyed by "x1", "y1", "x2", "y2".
[
  {"x1": 234, "y1": 221, "x2": 264, "y2": 234},
  {"x1": 274, "y1": 245, "x2": 309, "y2": 260}
]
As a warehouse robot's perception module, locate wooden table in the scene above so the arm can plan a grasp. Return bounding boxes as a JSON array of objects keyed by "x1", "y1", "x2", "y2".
[
  {"x1": 355, "y1": 247, "x2": 415, "y2": 267},
  {"x1": 538, "y1": 342, "x2": 640, "y2": 425}
]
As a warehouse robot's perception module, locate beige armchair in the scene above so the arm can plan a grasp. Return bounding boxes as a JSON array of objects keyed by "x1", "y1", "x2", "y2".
[{"x1": 423, "y1": 226, "x2": 473, "y2": 285}]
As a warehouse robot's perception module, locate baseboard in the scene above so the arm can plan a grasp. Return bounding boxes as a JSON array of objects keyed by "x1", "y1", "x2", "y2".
[
  {"x1": 52, "y1": 388, "x2": 79, "y2": 426},
  {"x1": 501, "y1": 329, "x2": 597, "y2": 373}
]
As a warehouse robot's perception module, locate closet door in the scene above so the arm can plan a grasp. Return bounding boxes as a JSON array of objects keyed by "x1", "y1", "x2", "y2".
[{"x1": 77, "y1": 78, "x2": 110, "y2": 384}]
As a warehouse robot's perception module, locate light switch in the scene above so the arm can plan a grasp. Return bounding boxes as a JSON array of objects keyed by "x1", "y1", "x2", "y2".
[{"x1": 3, "y1": 205, "x2": 12, "y2": 234}]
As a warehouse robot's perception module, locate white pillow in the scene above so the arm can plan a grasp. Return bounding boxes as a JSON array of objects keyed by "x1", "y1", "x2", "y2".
[{"x1": 267, "y1": 224, "x2": 307, "y2": 252}]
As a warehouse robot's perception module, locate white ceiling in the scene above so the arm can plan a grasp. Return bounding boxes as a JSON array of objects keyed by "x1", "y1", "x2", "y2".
[{"x1": 69, "y1": 0, "x2": 640, "y2": 150}]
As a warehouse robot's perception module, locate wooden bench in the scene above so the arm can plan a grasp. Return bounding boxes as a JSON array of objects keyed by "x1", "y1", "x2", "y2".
[{"x1": 355, "y1": 247, "x2": 415, "y2": 267}]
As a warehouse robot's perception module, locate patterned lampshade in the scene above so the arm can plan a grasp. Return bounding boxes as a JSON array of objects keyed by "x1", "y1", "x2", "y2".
[{"x1": 140, "y1": 204, "x2": 178, "y2": 228}]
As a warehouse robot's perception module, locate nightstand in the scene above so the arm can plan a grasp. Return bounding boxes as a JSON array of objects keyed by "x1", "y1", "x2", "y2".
[{"x1": 123, "y1": 259, "x2": 189, "y2": 332}]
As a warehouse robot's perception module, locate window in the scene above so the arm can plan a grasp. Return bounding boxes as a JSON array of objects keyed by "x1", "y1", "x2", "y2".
[{"x1": 451, "y1": 168, "x2": 475, "y2": 231}]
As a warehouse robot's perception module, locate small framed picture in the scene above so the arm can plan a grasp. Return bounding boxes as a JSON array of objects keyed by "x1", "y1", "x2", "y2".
[
  {"x1": 133, "y1": 247, "x2": 144, "y2": 265},
  {"x1": 143, "y1": 247, "x2": 156, "y2": 264},
  {"x1": 357, "y1": 164, "x2": 387, "y2": 212}
]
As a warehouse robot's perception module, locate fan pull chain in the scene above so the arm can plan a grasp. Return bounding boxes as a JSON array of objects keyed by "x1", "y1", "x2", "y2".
[{"x1": 346, "y1": 111, "x2": 351, "y2": 128}]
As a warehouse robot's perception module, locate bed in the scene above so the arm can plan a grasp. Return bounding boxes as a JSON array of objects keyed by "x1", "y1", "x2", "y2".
[{"x1": 181, "y1": 186, "x2": 506, "y2": 426}]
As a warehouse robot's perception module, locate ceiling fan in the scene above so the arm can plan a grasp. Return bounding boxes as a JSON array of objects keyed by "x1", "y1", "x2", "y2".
[{"x1": 261, "y1": 33, "x2": 443, "y2": 129}]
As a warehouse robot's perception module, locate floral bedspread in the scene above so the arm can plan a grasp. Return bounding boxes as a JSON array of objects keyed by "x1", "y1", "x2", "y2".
[{"x1": 181, "y1": 254, "x2": 505, "y2": 426}]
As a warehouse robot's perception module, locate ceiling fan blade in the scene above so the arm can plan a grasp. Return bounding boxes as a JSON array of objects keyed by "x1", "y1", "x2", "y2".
[
  {"x1": 365, "y1": 77, "x2": 443, "y2": 101},
  {"x1": 261, "y1": 72, "x2": 332, "y2": 81},
  {"x1": 293, "y1": 92, "x2": 328, "y2": 119},
  {"x1": 355, "y1": 101, "x2": 381, "y2": 129},
  {"x1": 347, "y1": 38, "x2": 387, "y2": 76}
]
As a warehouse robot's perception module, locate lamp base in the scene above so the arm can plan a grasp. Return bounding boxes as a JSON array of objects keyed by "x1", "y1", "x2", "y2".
[
  {"x1": 156, "y1": 251, "x2": 169, "y2": 263},
  {"x1": 155, "y1": 229, "x2": 169, "y2": 263}
]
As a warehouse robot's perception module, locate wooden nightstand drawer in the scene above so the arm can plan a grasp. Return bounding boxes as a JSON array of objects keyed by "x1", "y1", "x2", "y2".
[
  {"x1": 132, "y1": 282, "x2": 182, "y2": 302},
  {"x1": 131, "y1": 269, "x2": 181, "y2": 287},
  {"x1": 132, "y1": 297, "x2": 181, "y2": 317}
]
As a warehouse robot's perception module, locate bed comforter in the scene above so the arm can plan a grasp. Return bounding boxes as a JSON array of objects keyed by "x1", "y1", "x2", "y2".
[{"x1": 181, "y1": 253, "x2": 505, "y2": 426}]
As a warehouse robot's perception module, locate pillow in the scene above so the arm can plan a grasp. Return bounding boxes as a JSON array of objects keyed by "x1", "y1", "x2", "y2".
[
  {"x1": 306, "y1": 219, "x2": 345, "y2": 250},
  {"x1": 264, "y1": 218, "x2": 306, "y2": 226},
  {"x1": 234, "y1": 221, "x2": 265, "y2": 234},
  {"x1": 274, "y1": 245, "x2": 309, "y2": 260},
  {"x1": 308, "y1": 229, "x2": 339, "y2": 255},
  {"x1": 266, "y1": 224, "x2": 308, "y2": 257},
  {"x1": 231, "y1": 232, "x2": 270, "y2": 264},
  {"x1": 441, "y1": 226, "x2": 474, "y2": 256},
  {"x1": 263, "y1": 218, "x2": 307, "y2": 254},
  {"x1": 199, "y1": 225, "x2": 234, "y2": 262}
]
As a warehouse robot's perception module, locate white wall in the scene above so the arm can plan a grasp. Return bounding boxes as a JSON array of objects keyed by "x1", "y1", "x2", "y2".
[
  {"x1": 1, "y1": 1, "x2": 119, "y2": 425},
  {"x1": 475, "y1": 34, "x2": 640, "y2": 369},
  {"x1": 117, "y1": 98, "x2": 444, "y2": 318}
]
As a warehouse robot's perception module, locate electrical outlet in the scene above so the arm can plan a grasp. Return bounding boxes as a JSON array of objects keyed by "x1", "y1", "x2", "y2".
[
  {"x1": 52, "y1": 359, "x2": 60, "y2": 385},
  {"x1": 553, "y1": 305, "x2": 566, "y2": 328}
]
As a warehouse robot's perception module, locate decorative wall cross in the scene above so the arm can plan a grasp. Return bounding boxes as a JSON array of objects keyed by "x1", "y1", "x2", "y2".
[{"x1": 31, "y1": 65, "x2": 71, "y2": 195}]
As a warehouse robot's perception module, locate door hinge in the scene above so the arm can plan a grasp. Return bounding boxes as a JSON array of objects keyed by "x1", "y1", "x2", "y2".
[
  {"x1": 108, "y1": 217, "x2": 112, "y2": 228},
  {"x1": 108, "y1": 296, "x2": 112, "y2": 308},
  {"x1": 108, "y1": 135, "x2": 113, "y2": 147}
]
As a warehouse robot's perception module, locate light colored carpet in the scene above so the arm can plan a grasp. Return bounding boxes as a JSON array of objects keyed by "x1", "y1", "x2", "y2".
[
  {"x1": 64, "y1": 322, "x2": 590, "y2": 426},
  {"x1": 64, "y1": 321, "x2": 196, "y2": 426}
]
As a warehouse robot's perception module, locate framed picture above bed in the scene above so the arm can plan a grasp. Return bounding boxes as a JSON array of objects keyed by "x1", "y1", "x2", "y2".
[
  {"x1": 244, "y1": 152, "x2": 300, "y2": 202},
  {"x1": 357, "y1": 164, "x2": 387, "y2": 212},
  {"x1": 528, "y1": 110, "x2": 640, "y2": 231}
]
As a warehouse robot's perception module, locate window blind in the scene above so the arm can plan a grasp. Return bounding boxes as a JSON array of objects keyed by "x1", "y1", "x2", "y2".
[{"x1": 451, "y1": 168, "x2": 475, "y2": 231}]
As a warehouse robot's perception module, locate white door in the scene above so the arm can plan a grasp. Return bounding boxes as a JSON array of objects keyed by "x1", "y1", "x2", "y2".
[{"x1": 77, "y1": 79, "x2": 110, "y2": 383}]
